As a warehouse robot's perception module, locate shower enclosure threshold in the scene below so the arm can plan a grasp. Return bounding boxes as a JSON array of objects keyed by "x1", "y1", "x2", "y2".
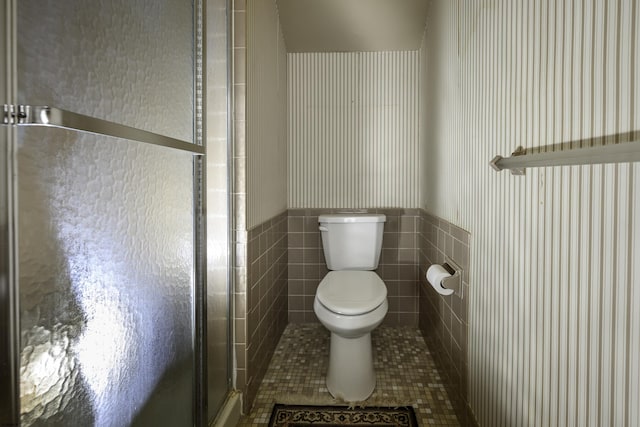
[{"x1": 210, "y1": 391, "x2": 242, "y2": 427}]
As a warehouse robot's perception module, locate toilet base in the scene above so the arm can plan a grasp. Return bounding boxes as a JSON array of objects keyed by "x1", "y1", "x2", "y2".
[{"x1": 326, "y1": 332, "x2": 376, "y2": 402}]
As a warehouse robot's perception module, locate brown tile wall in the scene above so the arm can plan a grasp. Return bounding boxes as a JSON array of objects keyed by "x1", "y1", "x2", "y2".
[
  {"x1": 287, "y1": 208, "x2": 420, "y2": 327},
  {"x1": 241, "y1": 212, "x2": 288, "y2": 409},
  {"x1": 418, "y1": 211, "x2": 476, "y2": 426}
]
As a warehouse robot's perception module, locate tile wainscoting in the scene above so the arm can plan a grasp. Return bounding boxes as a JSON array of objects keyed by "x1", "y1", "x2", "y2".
[
  {"x1": 238, "y1": 211, "x2": 288, "y2": 410},
  {"x1": 418, "y1": 211, "x2": 475, "y2": 426}
]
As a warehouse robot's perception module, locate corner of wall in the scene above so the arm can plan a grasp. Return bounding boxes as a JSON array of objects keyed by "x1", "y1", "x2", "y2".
[
  {"x1": 237, "y1": 0, "x2": 289, "y2": 412},
  {"x1": 245, "y1": 0, "x2": 288, "y2": 229},
  {"x1": 418, "y1": 16, "x2": 429, "y2": 212}
]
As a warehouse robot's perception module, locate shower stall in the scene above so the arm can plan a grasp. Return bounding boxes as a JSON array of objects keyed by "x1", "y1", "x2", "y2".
[{"x1": 0, "y1": 0, "x2": 231, "y2": 425}]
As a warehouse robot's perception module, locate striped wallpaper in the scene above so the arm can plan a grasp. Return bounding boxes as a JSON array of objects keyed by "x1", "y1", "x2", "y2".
[
  {"x1": 288, "y1": 51, "x2": 420, "y2": 209},
  {"x1": 246, "y1": 0, "x2": 287, "y2": 229},
  {"x1": 422, "y1": 1, "x2": 639, "y2": 426}
]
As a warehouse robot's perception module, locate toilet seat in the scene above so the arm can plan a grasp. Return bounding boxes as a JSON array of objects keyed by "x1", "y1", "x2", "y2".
[{"x1": 316, "y1": 271, "x2": 387, "y2": 315}]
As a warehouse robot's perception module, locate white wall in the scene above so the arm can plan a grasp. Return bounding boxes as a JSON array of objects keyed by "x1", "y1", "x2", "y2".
[
  {"x1": 423, "y1": 0, "x2": 640, "y2": 425},
  {"x1": 288, "y1": 51, "x2": 420, "y2": 209},
  {"x1": 246, "y1": 0, "x2": 287, "y2": 228}
]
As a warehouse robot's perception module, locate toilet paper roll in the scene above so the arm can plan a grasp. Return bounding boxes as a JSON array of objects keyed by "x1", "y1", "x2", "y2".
[{"x1": 426, "y1": 264, "x2": 455, "y2": 296}]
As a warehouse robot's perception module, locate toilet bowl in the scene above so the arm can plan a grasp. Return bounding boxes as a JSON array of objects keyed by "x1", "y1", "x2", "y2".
[
  {"x1": 314, "y1": 271, "x2": 387, "y2": 337},
  {"x1": 314, "y1": 271, "x2": 388, "y2": 401}
]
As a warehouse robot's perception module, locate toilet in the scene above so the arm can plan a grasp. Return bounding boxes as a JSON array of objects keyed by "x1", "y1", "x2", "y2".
[{"x1": 313, "y1": 213, "x2": 388, "y2": 402}]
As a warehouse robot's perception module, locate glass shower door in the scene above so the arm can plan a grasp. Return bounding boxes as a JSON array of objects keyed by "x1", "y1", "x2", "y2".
[
  {"x1": 1, "y1": 1, "x2": 205, "y2": 425},
  {"x1": 17, "y1": 129, "x2": 198, "y2": 427}
]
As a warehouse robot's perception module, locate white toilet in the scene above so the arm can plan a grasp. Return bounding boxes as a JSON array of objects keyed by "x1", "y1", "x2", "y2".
[{"x1": 313, "y1": 213, "x2": 388, "y2": 402}]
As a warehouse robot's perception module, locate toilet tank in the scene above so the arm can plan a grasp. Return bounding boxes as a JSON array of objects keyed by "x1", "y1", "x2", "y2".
[{"x1": 318, "y1": 213, "x2": 386, "y2": 270}]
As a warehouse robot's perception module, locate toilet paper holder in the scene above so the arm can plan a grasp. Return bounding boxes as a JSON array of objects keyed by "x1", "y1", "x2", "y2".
[{"x1": 441, "y1": 257, "x2": 463, "y2": 297}]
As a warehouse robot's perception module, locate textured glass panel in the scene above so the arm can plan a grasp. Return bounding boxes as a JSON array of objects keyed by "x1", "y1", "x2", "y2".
[
  {"x1": 17, "y1": 0, "x2": 194, "y2": 142},
  {"x1": 17, "y1": 128, "x2": 195, "y2": 427}
]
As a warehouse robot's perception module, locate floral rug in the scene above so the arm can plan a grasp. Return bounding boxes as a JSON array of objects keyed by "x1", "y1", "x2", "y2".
[{"x1": 268, "y1": 404, "x2": 419, "y2": 426}]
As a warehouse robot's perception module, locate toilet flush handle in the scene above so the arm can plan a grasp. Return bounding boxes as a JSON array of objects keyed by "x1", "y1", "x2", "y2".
[{"x1": 319, "y1": 225, "x2": 329, "y2": 232}]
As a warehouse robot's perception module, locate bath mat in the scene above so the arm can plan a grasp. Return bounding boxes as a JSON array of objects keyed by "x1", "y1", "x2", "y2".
[{"x1": 268, "y1": 404, "x2": 418, "y2": 426}]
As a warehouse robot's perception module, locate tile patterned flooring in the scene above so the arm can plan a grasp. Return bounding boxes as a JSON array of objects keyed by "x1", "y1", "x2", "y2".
[{"x1": 237, "y1": 323, "x2": 460, "y2": 426}]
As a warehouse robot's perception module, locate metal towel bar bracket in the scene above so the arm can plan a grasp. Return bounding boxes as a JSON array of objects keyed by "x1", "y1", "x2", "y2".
[{"x1": 2, "y1": 104, "x2": 205, "y2": 156}]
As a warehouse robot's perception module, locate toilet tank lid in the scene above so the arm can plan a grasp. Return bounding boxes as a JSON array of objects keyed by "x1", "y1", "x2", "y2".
[{"x1": 318, "y1": 213, "x2": 386, "y2": 223}]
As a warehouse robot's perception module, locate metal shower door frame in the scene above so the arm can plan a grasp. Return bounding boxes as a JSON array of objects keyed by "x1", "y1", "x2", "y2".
[{"x1": 0, "y1": 1, "x2": 19, "y2": 425}]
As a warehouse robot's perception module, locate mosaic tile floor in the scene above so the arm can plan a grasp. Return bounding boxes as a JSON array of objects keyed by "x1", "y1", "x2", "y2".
[{"x1": 237, "y1": 323, "x2": 460, "y2": 426}]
